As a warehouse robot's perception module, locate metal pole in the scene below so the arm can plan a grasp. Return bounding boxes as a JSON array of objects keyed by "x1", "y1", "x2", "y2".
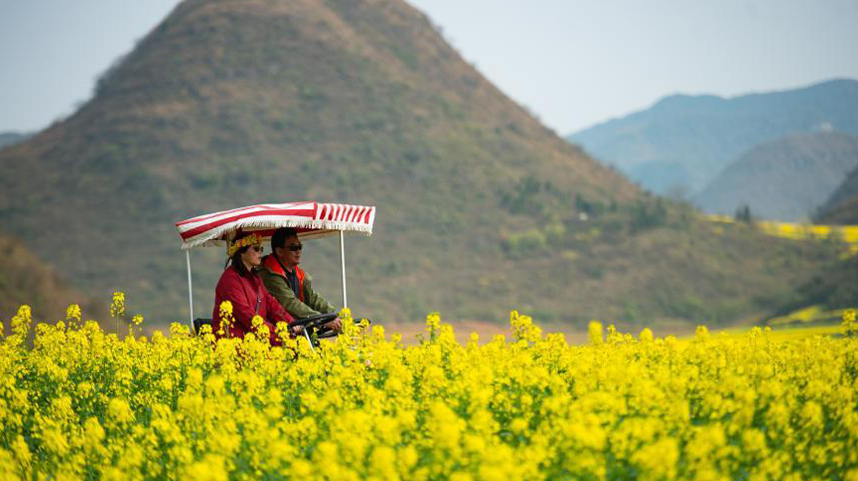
[
  {"x1": 303, "y1": 329, "x2": 315, "y2": 353},
  {"x1": 339, "y1": 230, "x2": 348, "y2": 308},
  {"x1": 186, "y1": 249, "x2": 194, "y2": 328}
]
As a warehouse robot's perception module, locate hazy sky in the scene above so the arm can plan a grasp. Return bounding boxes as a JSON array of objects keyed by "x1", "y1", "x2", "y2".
[{"x1": 2, "y1": 0, "x2": 857, "y2": 134}]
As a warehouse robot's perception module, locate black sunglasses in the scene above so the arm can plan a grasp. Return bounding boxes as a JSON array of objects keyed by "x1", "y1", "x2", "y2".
[
  {"x1": 250, "y1": 245, "x2": 264, "y2": 253},
  {"x1": 287, "y1": 243, "x2": 303, "y2": 252}
]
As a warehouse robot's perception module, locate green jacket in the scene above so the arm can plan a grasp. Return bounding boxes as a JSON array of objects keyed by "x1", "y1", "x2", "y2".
[{"x1": 259, "y1": 255, "x2": 336, "y2": 319}]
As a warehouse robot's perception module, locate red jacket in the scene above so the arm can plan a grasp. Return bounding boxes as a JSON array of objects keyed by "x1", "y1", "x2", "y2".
[{"x1": 212, "y1": 266, "x2": 294, "y2": 346}]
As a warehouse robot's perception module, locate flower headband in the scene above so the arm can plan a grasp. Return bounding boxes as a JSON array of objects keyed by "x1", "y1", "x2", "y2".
[{"x1": 227, "y1": 233, "x2": 263, "y2": 257}]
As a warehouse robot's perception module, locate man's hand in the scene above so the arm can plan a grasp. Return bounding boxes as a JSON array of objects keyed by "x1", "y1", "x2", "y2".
[
  {"x1": 323, "y1": 317, "x2": 343, "y2": 334},
  {"x1": 289, "y1": 324, "x2": 305, "y2": 336}
]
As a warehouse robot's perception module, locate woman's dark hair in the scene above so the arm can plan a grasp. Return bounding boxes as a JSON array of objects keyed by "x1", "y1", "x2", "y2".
[
  {"x1": 225, "y1": 246, "x2": 253, "y2": 277},
  {"x1": 271, "y1": 227, "x2": 299, "y2": 250}
]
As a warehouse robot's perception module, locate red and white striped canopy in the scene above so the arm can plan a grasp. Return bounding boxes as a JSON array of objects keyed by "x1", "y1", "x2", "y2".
[{"x1": 175, "y1": 201, "x2": 376, "y2": 249}]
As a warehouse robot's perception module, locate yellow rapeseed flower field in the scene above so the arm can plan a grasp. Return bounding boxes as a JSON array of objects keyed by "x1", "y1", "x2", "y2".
[
  {"x1": 706, "y1": 215, "x2": 858, "y2": 255},
  {"x1": 1, "y1": 303, "x2": 858, "y2": 480}
]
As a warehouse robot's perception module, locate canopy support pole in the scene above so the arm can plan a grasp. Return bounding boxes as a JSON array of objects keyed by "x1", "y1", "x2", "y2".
[
  {"x1": 339, "y1": 230, "x2": 348, "y2": 308},
  {"x1": 186, "y1": 250, "x2": 194, "y2": 328},
  {"x1": 303, "y1": 330, "x2": 315, "y2": 353}
]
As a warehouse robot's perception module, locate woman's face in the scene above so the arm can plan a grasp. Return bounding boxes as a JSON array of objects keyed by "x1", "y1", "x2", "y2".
[{"x1": 240, "y1": 244, "x2": 264, "y2": 268}]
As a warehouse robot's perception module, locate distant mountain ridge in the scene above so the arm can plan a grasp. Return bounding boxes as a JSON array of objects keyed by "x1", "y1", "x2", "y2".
[
  {"x1": 0, "y1": 132, "x2": 29, "y2": 150},
  {"x1": 567, "y1": 79, "x2": 858, "y2": 196},
  {"x1": 693, "y1": 132, "x2": 858, "y2": 221}
]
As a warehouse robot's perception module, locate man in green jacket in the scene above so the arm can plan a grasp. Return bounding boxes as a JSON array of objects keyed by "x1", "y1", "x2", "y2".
[{"x1": 260, "y1": 228, "x2": 342, "y2": 333}]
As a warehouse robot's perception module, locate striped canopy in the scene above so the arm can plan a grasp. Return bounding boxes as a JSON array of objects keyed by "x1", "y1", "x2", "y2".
[{"x1": 175, "y1": 201, "x2": 376, "y2": 249}]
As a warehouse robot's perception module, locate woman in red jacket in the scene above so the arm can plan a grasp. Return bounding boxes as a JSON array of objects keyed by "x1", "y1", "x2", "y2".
[{"x1": 212, "y1": 232, "x2": 295, "y2": 346}]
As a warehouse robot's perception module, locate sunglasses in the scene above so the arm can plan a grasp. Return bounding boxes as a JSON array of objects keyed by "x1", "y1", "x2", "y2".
[
  {"x1": 287, "y1": 243, "x2": 303, "y2": 252},
  {"x1": 250, "y1": 245, "x2": 264, "y2": 253}
]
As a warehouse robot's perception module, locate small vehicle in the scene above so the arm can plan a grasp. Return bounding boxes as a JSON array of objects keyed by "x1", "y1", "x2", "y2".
[{"x1": 175, "y1": 201, "x2": 376, "y2": 349}]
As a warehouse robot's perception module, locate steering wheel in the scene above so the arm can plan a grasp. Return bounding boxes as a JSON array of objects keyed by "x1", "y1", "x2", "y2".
[
  {"x1": 316, "y1": 317, "x2": 371, "y2": 337},
  {"x1": 290, "y1": 312, "x2": 338, "y2": 334},
  {"x1": 290, "y1": 313, "x2": 371, "y2": 339}
]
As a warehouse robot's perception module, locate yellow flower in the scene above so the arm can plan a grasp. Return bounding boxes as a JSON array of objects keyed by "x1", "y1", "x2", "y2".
[
  {"x1": 426, "y1": 312, "x2": 441, "y2": 338},
  {"x1": 588, "y1": 321, "x2": 603, "y2": 345},
  {"x1": 109, "y1": 292, "x2": 125, "y2": 318},
  {"x1": 65, "y1": 304, "x2": 82, "y2": 323},
  {"x1": 1, "y1": 295, "x2": 856, "y2": 481},
  {"x1": 219, "y1": 300, "x2": 234, "y2": 318},
  {"x1": 11, "y1": 435, "x2": 31, "y2": 470},
  {"x1": 369, "y1": 446, "x2": 398, "y2": 480},
  {"x1": 40, "y1": 427, "x2": 69, "y2": 457},
  {"x1": 11, "y1": 305, "x2": 32, "y2": 337},
  {"x1": 106, "y1": 398, "x2": 135, "y2": 426},
  {"x1": 631, "y1": 438, "x2": 679, "y2": 481},
  {"x1": 842, "y1": 309, "x2": 857, "y2": 336},
  {"x1": 181, "y1": 454, "x2": 228, "y2": 481}
]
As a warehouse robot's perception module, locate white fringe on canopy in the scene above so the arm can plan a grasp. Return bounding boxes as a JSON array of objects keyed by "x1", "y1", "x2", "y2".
[{"x1": 175, "y1": 202, "x2": 376, "y2": 250}]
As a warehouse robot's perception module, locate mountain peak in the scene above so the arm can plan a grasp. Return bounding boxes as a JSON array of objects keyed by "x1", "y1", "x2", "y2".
[
  {"x1": 651, "y1": 93, "x2": 723, "y2": 112},
  {"x1": 0, "y1": 0, "x2": 632, "y2": 323}
]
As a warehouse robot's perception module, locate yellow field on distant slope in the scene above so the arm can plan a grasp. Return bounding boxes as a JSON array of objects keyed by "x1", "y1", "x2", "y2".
[{"x1": 708, "y1": 214, "x2": 858, "y2": 254}]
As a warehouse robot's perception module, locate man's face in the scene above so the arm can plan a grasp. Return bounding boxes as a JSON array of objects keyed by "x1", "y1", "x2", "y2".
[{"x1": 276, "y1": 235, "x2": 303, "y2": 268}]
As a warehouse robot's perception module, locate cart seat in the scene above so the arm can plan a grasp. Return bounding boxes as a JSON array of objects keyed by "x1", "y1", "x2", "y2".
[{"x1": 193, "y1": 318, "x2": 213, "y2": 335}]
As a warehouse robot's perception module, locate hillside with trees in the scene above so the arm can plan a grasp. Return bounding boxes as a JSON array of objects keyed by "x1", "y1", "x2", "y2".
[
  {"x1": 816, "y1": 165, "x2": 858, "y2": 225},
  {"x1": 0, "y1": 230, "x2": 103, "y2": 323},
  {"x1": 0, "y1": 0, "x2": 844, "y2": 328}
]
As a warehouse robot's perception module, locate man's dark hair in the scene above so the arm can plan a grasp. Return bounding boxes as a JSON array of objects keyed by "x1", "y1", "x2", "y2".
[{"x1": 271, "y1": 227, "x2": 299, "y2": 250}]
